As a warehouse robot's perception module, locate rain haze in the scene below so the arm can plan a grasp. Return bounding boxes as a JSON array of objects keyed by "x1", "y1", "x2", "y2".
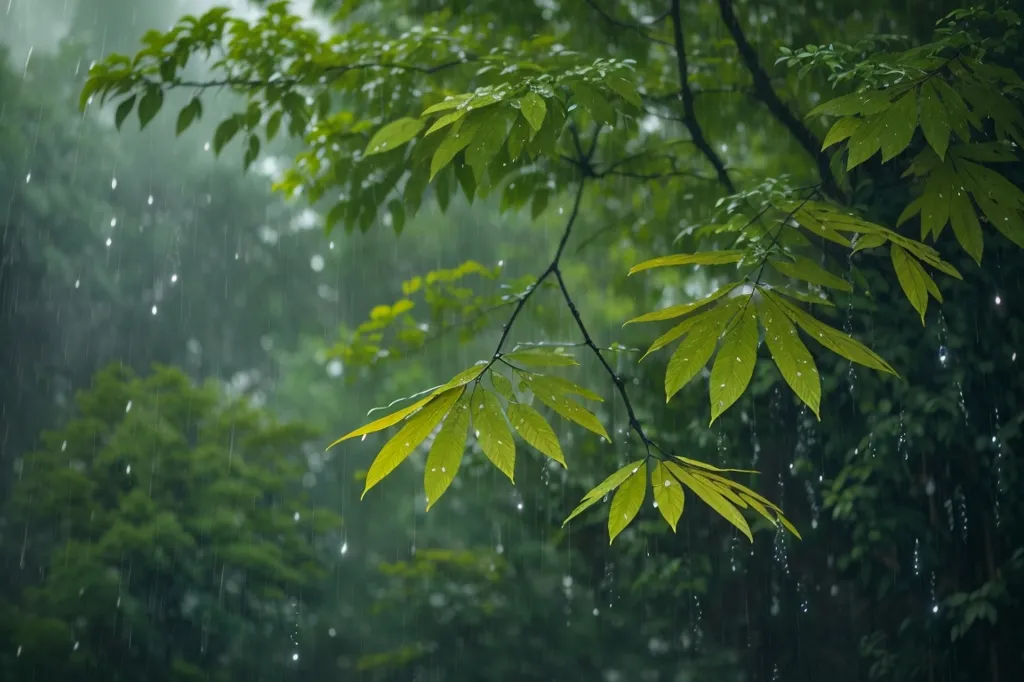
[{"x1": 1, "y1": 1, "x2": 1022, "y2": 681}]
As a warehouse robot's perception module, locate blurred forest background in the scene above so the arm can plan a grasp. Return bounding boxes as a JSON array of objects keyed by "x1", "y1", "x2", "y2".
[{"x1": 1, "y1": 1, "x2": 1022, "y2": 681}]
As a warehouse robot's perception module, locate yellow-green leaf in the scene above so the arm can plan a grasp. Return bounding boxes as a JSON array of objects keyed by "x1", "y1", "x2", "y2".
[
  {"x1": 520, "y1": 92, "x2": 547, "y2": 132},
  {"x1": 489, "y1": 371, "x2": 516, "y2": 400},
  {"x1": 822, "y1": 116, "x2": 863, "y2": 149},
  {"x1": 330, "y1": 394, "x2": 436, "y2": 448},
  {"x1": 563, "y1": 460, "x2": 645, "y2": 525},
  {"x1": 890, "y1": 244, "x2": 931, "y2": 324},
  {"x1": 652, "y1": 462, "x2": 685, "y2": 532},
  {"x1": 628, "y1": 250, "x2": 746, "y2": 276},
  {"x1": 853, "y1": 233, "x2": 888, "y2": 253},
  {"x1": 471, "y1": 389, "x2": 516, "y2": 482},
  {"x1": 362, "y1": 387, "x2": 463, "y2": 499},
  {"x1": 517, "y1": 373, "x2": 604, "y2": 402},
  {"x1": 425, "y1": 110, "x2": 466, "y2": 135},
  {"x1": 503, "y1": 348, "x2": 579, "y2": 367},
  {"x1": 532, "y1": 390, "x2": 610, "y2": 441},
  {"x1": 365, "y1": 117, "x2": 425, "y2": 156},
  {"x1": 640, "y1": 312, "x2": 707, "y2": 360},
  {"x1": 424, "y1": 394, "x2": 471, "y2": 510},
  {"x1": 508, "y1": 402, "x2": 565, "y2": 467},
  {"x1": 878, "y1": 88, "x2": 918, "y2": 162},
  {"x1": 948, "y1": 188, "x2": 983, "y2": 264},
  {"x1": 757, "y1": 296, "x2": 821, "y2": 418},
  {"x1": 919, "y1": 80, "x2": 951, "y2": 159},
  {"x1": 709, "y1": 305, "x2": 759, "y2": 424},
  {"x1": 920, "y1": 161, "x2": 954, "y2": 238},
  {"x1": 608, "y1": 461, "x2": 647, "y2": 544},
  {"x1": 770, "y1": 255, "x2": 853, "y2": 292},
  {"x1": 605, "y1": 74, "x2": 643, "y2": 108},
  {"x1": 665, "y1": 301, "x2": 737, "y2": 401},
  {"x1": 845, "y1": 113, "x2": 886, "y2": 169},
  {"x1": 673, "y1": 456, "x2": 758, "y2": 475},
  {"x1": 766, "y1": 291, "x2": 899, "y2": 376},
  {"x1": 625, "y1": 282, "x2": 740, "y2": 326},
  {"x1": 666, "y1": 462, "x2": 753, "y2": 542}
]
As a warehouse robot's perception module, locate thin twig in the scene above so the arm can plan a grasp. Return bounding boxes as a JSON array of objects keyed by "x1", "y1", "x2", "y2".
[
  {"x1": 668, "y1": 0, "x2": 735, "y2": 193},
  {"x1": 583, "y1": 0, "x2": 673, "y2": 46}
]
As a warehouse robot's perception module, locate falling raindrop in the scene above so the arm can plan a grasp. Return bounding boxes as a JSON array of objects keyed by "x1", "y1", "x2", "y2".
[
  {"x1": 125, "y1": 401, "x2": 132, "y2": 413},
  {"x1": 111, "y1": 177, "x2": 117, "y2": 189},
  {"x1": 170, "y1": 273, "x2": 178, "y2": 283},
  {"x1": 25, "y1": 172, "x2": 31, "y2": 183},
  {"x1": 147, "y1": 195, "x2": 154, "y2": 205},
  {"x1": 151, "y1": 305, "x2": 157, "y2": 315},
  {"x1": 105, "y1": 237, "x2": 112, "y2": 247}
]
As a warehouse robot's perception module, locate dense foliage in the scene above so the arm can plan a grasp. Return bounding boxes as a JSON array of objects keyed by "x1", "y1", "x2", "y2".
[{"x1": 2, "y1": 0, "x2": 1022, "y2": 681}]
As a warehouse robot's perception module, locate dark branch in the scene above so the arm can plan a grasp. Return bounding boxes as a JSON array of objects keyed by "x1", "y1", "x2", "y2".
[
  {"x1": 583, "y1": 0, "x2": 673, "y2": 46},
  {"x1": 668, "y1": 0, "x2": 736, "y2": 194},
  {"x1": 716, "y1": 0, "x2": 844, "y2": 201}
]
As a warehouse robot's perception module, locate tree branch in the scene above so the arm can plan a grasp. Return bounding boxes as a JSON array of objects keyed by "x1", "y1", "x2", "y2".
[
  {"x1": 716, "y1": 0, "x2": 844, "y2": 201},
  {"x1": 668, "y1": 0, "x2": 736, "y2": 194},
  {"x1": 583, "y1": 0, "x2": 673, "y2": 46}
]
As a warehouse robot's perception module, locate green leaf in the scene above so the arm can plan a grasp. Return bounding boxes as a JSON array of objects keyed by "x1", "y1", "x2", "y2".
[
  {"x1": 807, "y1": 91, "x2": 893, "y2": 118},
  {"x1": 114, "y1": 95, "x2": 136, "y2": 130},
  {"x1": 709, "y1": 305, "x2": 758, "y2": 424},
  {"x1": 605, "y1": 74, "x2": 643, "y2": 108},
  {"x1": 770, "y1": 255, "x2": 852, "y2": 292},
  {"x1": 919, "y1": 81, "x2": 951, "y2": 159},
  {"x1": 266, "y1": 109, "x2": 282, "y2": 141},
  {"x1": 666, "y1": 463, "x2": 752, "y2": 542},
  {"x1": 665, "y1": 301, "x2": 737, "y2": 401},
  {"x1": 629, "y1": 250, "x2": 746, "y2": 275},
  {"x1": 933, "y1": 79, "x2": 975, "y2": 142},
  {"x1": 571, "y1": 82, "x2": 616, "y2": 126},
  {"x1": 845, "y1": 113, "x2": 885, "y2": 169},
  {"x1": 757, "y1": 296, "x2": 821, "y2": 418},
  {"x1": 975, "y1": 194, "x2": 1024, "y2": 249},
  {"x1": 673, "y1": 456, "x2": 758, "y2": 475},
  {"x1": 948, "y1": 187, "x2": 983, "y2": 263},
  {"x1": 424, "y1": 394, "x2": 471, "y2": 510},
  {"x1": 766, "y1": 291, "x2": 899, "y2": 376},
  {"x1": 362, "y1": 387, "x2": 463, "y2": 499},
  {"x1": 519, "y1": 92, "x2": 547, "y2": 132},
  {"x1": 137, "y1": 86, "x2": 164, "y2": 130},
  {"x1": 430, "y1": 116, "x2": 480, "y2": 180},
  {"x1": 608, "y1": 461, "x2": 647, "y2": 544},
  {"x1": 465, "y1": 107, "x2": 512, "y2": 180},
  {"x1": 365, "y1": 117, "x2": 425, "y2": 156},
  {"x1": 626, "y1": 282, "x2": 740, "y2": 325},
  {"x1": 472, "y1": 389, "x2": 516, "y2": 482},
  {"x1": 896, "y1": 197, "x2": 923, "y2": 227},
  {"x1": 853, "y1": 233, "x2": 888, "y2": 252},
  {"x1": 243, "y1": 134, "x2": 260, "y2": 170},
  {"x1": 532, "y1": 390, "x2": 610, "y2": 441},
  {"x1": 652, "y1": 462, "x2": 685, "y2": 532},
  {"x1": 508, "y1": 402, "x2": 565, "y2": 467},
  {"x1": 641, "y1": 311, "x2": 707, "y2": 360},
  {"x1": 890, "y1": 244, "x2": 932, "y2": 324},
  {"x1": 212, "y1": 117, "x2": 241, "y2": 155},
  {"x1": 425, "y1": 110, "x2": 466, "y2": 135},
  {"x1": 489, "y1": 372, "x2": 516, "y2": 400},
  {"x1": 517, "y1": 373, "x2": 604, "y2": 402},
  {"x1": 507, "y1": 117, "x2": 530, "y2": 160},
  {"x1": 878, "y1": 88, "x2": 917, "y2": 162},
  {"x1": 822, "y1": 116, "x2": 862, "y2": 149},
  {"x1": 329, "y1": 365, "x2": 484, "y2": 447},
  {"x1": 503, "y1": 348, "x2": 578, "y2": 367},
  {"x1": 563, "y1": 460, "x2": 645, "y2": 525},
  {"x1": 175, "y1": 97, "x2": 202, "y2": 136}
]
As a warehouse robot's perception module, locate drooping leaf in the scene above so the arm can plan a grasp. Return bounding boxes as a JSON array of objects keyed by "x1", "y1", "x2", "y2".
[
  {"x1": 845, "y1": 112, "x2": 886, "y2": 169},
  {"x1": 605, "y1": 74, "x2": 643, "y2": 108},
  {"x1": 608, "y1": 461, "x2": 647, "y2": 544},
  {"x1": 507, "y1": 403, "x2": 565, "y2": 467},
  {"x1": 665, "y1": 301, "x2": 737, "y2": 401},
  {"x1": 674, "y1": 456, "x2": 758, "y2": 475},
  {"x1": 212, "y1": 116, "x2": 241, "y2": 155},
  {"x1": 708, "y1": 305, "x2": 759, "y2": 424},
  {"x1": 890, "y1": 244, "x2": 932, "y2": 324},
  {"x1": 424, "y1": 394, "x2": 471, "y2": 510},
  {"x1": 517, "y1": 373, "x2": 604, "y2": 402},
  {"x1": 520, "y1": 92, "x2": 547, "y2": 131},
  {"x1": 756, "y1": 296, "x2": 821, "y2": 418},
  {"x1": 665, "y1": 462, "x2": 752, "y2": 542},
  {"x1": 640, "y1": 312, "x2": 707, "y2": 360},
  {"x1": 532, "y1": 390, "x2": 610, "y2": 441},
  {"x1": 362, "y1": 387, "x2": 463, "y2": 499},
  {"x1": 365, "y1": 117, "x2": 426, "y2": 156},
  {"x1": 489, "y1": 372, "x2": 516, "y2": 400},
  {"x1": 137, "y1": 85, "x2": 164, "y2": 129},
  {"x1": 563, "y1": 460, "x2": 646, "y2": 525},
  {"x1": 175, "y1": 97, "x2": 202, "y2": 136},
  {"x1": 822, "y1": 116, "x2": 863, "y2": 149},
  {"x1": 948, "y1": 187, "x2": 984, "y2": 263},
  {"x1": 652, "y1": 461, "x2": 685, "y2": 532},
  {"x1": 471, "y1": 389, "x2": 516, "y2": 482},
  {"x1": 878, "y1": 88, "x2": 917, "y2": 162},
  {"x1": 330, "y1": 364, "x2": 485, "y2": 447},
  {"x1": 766, "y1": 291, "x2": 899, "y2": 376},
  {"x1": 919, "y1": 80, "x2": 951, "y2": 159},
  {"x1": 626, "y1": 282, "x2": 740, "y2": 325},
  {"x1": 114, "y1": 95, "x2": 136, "y2": 130},
  {"x1": 571, "y1": 82, "x2": 616, "y2": 126},
  {"x1": 503, "y1": 348, "x2": 579, "y2": 367},
  {"x1": 628, "y1": 250, "x2": 746, "y2": 275},
  {"x1": 770, "y1": 255, "x2": 853, "y2": 292}
]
